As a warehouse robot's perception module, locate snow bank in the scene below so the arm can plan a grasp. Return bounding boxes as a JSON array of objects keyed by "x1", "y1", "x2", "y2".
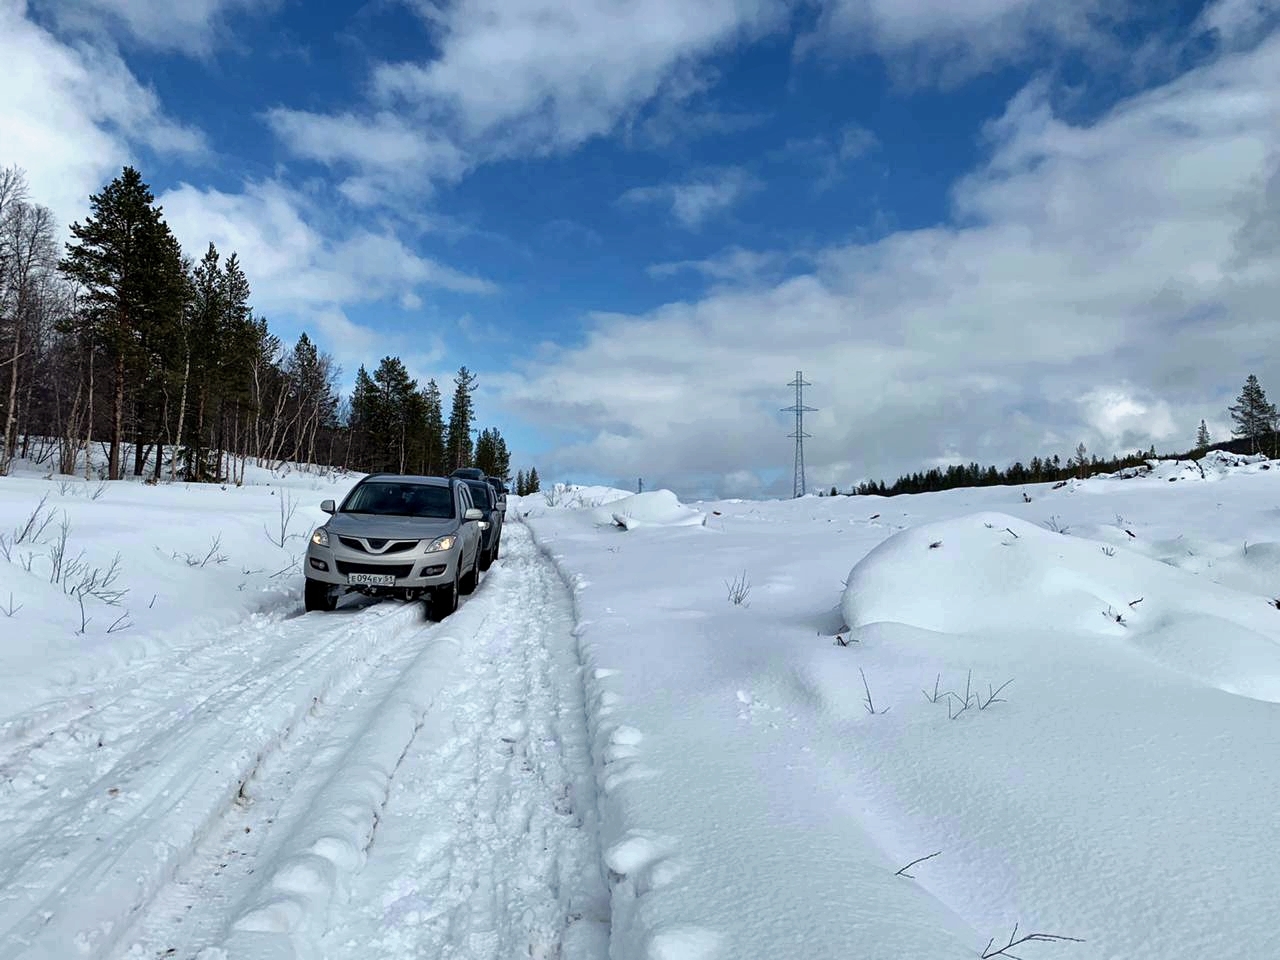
[
  {"x1": 529, "y1": 469, "x2": 1280, "y2": 959},
  {"x1": 842, "y1": 511, "x2": 1280, "y2": 701},
  {"x1": 1098, "y1": 450, "x2": 1274, "y2": 482},
  {"x1": 0, "y1": 470, "x2": 359, "y2": 721},
  {"x1": 589, "y1": 490, "x2": 705, "y2": 530},
  {"x1": 531, "y1": 482, "x2": 634, "y2": 510}
]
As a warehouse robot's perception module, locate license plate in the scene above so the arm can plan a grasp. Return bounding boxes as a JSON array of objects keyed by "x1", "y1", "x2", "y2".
[{"x1": 348, "y1": 572, "x2": 396, "y2": 586}]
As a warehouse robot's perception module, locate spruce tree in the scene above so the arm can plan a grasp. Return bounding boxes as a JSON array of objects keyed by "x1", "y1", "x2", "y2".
[
  {"x1": 526, "y1": 466, "x2": 540, "y2": 493},
  {"x1": 1229, "y1": 374, "x2": 1276, "y2": 453},
  {"x1": 372, "y1": 356, "x2": 417, "y2": 473},
  {"x1": 445, "y1": 366, "x2": 478, "y2": 469},
  {"x1": 474, "y1": 427, "x2": 497, "y2": 475},
  {"x1": 1196, "y1": 419, "x2": 1211, "y2": 450},
  {"x1": 515, "y1": 468, "x2": 526, "y2": 496},
  {"x1": 492, "y1": 431, "x2": 510, "y2": 479}
]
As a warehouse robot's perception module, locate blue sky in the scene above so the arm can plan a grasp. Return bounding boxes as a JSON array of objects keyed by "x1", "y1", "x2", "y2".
[{"x1": 5, "y1": 0, "x2": 1280, "y2": 498}]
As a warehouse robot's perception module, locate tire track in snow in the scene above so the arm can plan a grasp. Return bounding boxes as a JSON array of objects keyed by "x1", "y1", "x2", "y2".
[
  {"x1": 0, "y1": 597, "x2": 431, "y2": 960},
  {"x1": 290, "y1": 521, "x2": 610, "y2": 960},
  {"x1": 0, "y1": 597, "x2": 378, "y2": 856}
]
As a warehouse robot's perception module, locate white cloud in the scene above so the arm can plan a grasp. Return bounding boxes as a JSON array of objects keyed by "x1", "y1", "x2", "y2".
[
  {"x1": 1195, "y1": 0, "x2": 1280, "y2": 49},
  {"x1": 500, "y1": 31, "x2": 1280, "y2": 493},
  {"x1": 268, "y1": 0, "x2": 790, "y2": 205},
  {"x1": 1078, "y1": 386, "x2": 1179, "y2": 448},
  {"x1": 377, "y1": 0, "x2": 789, "y2": 150},
  {"x1": 263, "y1": 109, "x2": 469, "y2": 204},
  {"x1": 647, "y1": 246, "x2": 801, "y2": 284},
  {"x1": 35, "y1": 0, "x2": 273, "y2": 54},
  {"x1": 306, "y1": 307, "x2": 448, "y2": 386},
  {"x1": 159, "y1": 179, "x2": 496, "y2": 314},
  {"x1": 620, "y1": 167, "x2": 761, "y2": 228},
  {"x1": 0, "y1": 0, "x2": 207, "y2": 226},
  {"x1": 808, "y1": 0, "x2": 1122, "y2": 82}
]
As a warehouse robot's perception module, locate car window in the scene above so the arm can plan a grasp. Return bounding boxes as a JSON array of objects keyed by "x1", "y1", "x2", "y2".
[
  {"x1": 464, "y1": 480, "x2": 492, "y2": 508},
  {"x1": 341, "y1": 481, "x2": 454, "y2": 518}
]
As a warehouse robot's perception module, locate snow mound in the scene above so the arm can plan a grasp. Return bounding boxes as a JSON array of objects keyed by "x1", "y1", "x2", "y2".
[
  {"x1": 589, "y1": 490, "x2": 705, "y2": 530},
  {"x1": 842, "y1": 512, "x2": 1280, "y2": 701},
  {"x1": 532, "y1": 482, "x2": 635, "y2": 510},
  {"x1": 1100, "y1": 450, "x2": 1274, "y2": 482}
]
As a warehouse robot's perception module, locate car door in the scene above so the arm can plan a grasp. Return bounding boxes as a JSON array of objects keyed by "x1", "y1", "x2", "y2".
[{"x1": 459, "y1": 485, "x2": 480, "y2": 565}]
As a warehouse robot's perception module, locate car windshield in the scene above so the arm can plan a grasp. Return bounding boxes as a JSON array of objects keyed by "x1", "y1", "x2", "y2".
[
  {"x1": 464, "y1": 480, "x2": 492, "y2": 508},
  {"x1": 342, "y1": 482, "x2": 454, "y2": 519}
]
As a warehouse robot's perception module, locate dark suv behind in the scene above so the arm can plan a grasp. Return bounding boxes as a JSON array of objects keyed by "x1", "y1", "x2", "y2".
[{"x1": 461, "y1": 478, "x2": 503, "y2": 568}]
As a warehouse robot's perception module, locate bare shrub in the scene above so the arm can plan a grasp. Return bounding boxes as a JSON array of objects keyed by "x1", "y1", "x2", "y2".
[
  {"x1": 894, "y1": 850, "x2": 941, "y2": 878},
  {"x1": 264, "y1": 492, "x2": 299, "y2": 548},
  {"x1": 981, "y1": 924, "x2": 1084, "y2": 958},
  {"x1": 1044, "y1": 515, "x2": 1070, "y2": 534},
  {"x1": 860, "y1": 667, "x2": 889, "y2": 715},
  {"x1": 13, "y1": 495, "x2": 55, "y2": 545},
  {"x1": 725, "y1": 571, "x2": 751, "y2": 606},
  {"x1": 175, "y1": 534, "x2": 228, "y2": 567}
]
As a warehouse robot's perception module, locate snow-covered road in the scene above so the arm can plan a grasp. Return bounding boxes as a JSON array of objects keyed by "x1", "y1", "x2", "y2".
[{"x1": 1, "y1": 522, "x2": 608, "y2": 960}]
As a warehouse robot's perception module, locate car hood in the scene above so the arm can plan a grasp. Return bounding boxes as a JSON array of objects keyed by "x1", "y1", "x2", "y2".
[{"x1": 324, "y1": 512, "x2": 458, "y2": 540}]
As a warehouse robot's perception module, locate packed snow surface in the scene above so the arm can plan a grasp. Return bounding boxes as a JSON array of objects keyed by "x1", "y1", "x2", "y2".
[{"x1": 4, "y1": 457, "x2": 1280, "y2": 958}]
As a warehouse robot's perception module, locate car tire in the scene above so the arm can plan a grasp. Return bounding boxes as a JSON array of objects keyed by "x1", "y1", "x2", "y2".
[
  {"x1": 459, "y1": 547, "x2": 479, "y2": 596},
  {"x1": 492, "y1": 536, "x2": 500, "y2": 560},
  {"x1": 479, "y1": 542, "x2": 493, "y2": 571},
  {"x1": 304, "y1": 577, "x2": 337, "y2": 612},
  {"x1": 427, "y1": 564, "x2": 459, "y2": 621}
]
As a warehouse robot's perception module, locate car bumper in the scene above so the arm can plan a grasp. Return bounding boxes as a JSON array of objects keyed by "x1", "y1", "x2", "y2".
[{"x1": 304, "y1": 543, "x2": 460, "y2": 589}]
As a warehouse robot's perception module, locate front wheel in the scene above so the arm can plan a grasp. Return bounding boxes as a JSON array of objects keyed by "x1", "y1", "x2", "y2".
[
  {"x1": 304, "y1": 577, "x2": 337, "y2": 612},
  {"x1": 427, "y1": 565, "x2": 459, "y2": 621},
  {"x1": 459, "y1": 548, "x2": 479, "y2": 596}
]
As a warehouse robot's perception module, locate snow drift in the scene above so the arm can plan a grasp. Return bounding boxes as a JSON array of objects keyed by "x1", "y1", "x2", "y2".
[
  {"x1": 589, "y1": 490, "x2": 705, "y2": 530},
  {"x1": 841, "y1": 511, "x2": 1280, "y2": 701}
]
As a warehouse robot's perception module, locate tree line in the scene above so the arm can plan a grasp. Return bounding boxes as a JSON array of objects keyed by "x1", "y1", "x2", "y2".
[
  {"x1": 0, "y1": 164, "x2": 516, "y2": 483},
  {"x1": 839, "y1": 373, "x2": 1280, "y2": 498}
]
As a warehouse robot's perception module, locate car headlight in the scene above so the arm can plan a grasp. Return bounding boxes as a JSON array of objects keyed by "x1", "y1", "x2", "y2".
[
  {"x1": 425, "y1": 535, "x2": 457, "y2": 553},
  {"x1": 311, "y1": 527, "x2": 329, "y2": 547}
]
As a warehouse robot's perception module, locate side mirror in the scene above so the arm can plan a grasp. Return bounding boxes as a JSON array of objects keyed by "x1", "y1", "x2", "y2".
[
  {"x1": 321, "y1": 499, "x2": 336, "y2": 514},
  {"x1": 464, "y1": 507, "x2": 483, "y2": 521}
]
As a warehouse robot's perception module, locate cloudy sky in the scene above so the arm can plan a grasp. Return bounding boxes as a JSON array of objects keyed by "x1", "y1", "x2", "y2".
[{"x1": 4, "y1": 0, "x2": 1280, "y2": 497}]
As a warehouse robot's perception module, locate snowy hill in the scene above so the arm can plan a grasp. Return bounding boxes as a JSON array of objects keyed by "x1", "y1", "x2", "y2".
[{"x1": 3, "y1": 456, "x2": 1280, "y2": 958}]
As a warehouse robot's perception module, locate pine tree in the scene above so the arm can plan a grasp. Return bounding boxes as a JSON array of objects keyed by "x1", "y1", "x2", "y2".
[
  {"x1": 1072, "y1": 441, "x2": 1089, "y2": 480},
  {"x1": 1229, "y1": 374, "x2": 1276, "y2": 453},
  {"x1": 1196, "y1": 419, "x2": 1211, "y2": 450},
  {"x1": 526, "y1": 466, "x2": 540, "y2": 493},
  {"x1": 421, "y1": 379, "x2": 446, "y2": 476},
  {"x1": 59, "y1": 166, "x2": 180, "y2": 480},
  {"x1": 445, "y1": 366, "x2": 478, "y2": 469},
  {"x1": 515, "y1": 469, "x2": 526, "y2": 496}
]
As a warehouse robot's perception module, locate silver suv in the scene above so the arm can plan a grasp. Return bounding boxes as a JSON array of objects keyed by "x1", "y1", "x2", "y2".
[{"x1": 304, "y1": 474, "x2": 486, "y2": 620}]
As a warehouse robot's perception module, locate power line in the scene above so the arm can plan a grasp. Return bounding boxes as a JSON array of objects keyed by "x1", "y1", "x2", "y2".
[{"x1": 782, "y1": 371, "x2": 816, "y2": 498}]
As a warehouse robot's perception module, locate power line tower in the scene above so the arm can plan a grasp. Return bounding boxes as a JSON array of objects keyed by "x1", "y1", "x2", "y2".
[{"x1": 782, "y1": 371, "x2": 816, "y2": 498}]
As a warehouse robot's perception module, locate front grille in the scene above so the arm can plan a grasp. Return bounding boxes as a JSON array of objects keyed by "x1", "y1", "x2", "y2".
[
  {"x1": 338, "y1": 537, "x2": 419, "y2": 555},
  {"x1": 335, "y1": 560, "x2": 414, "y2": 578}
]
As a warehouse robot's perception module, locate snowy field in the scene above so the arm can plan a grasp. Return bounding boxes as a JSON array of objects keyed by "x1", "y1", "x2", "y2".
[{"x1": 3, "y1": 453, "x2": 1280, "y2": 958}]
